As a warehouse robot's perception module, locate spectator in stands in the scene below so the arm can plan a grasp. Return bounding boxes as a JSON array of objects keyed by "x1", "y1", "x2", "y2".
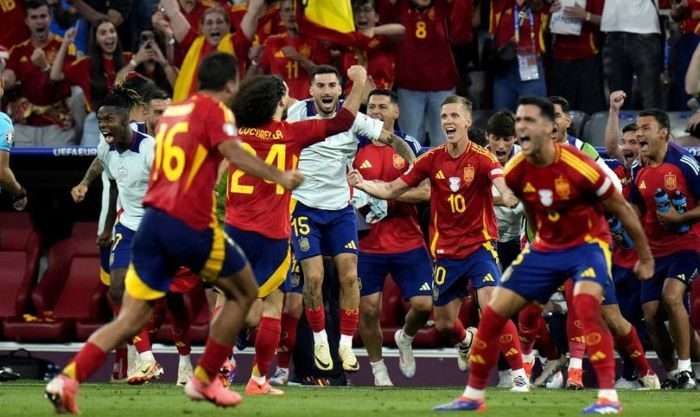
[
  {"x1": 670, "y1": 0, "x2": 700, "y2": 110},
  {"x1": 68, "y1": 0, "x2": 134, "y2": 47},
  {"x1": 601, "y1": 0, "x2": 662, "y2": 109},
  {"x1": 1, "y1": 0, "x2": 79, "y2": 147},
  {"x1": 548, "y1": 0, "x2": 606, "y2": 114},
  {"x1": 229, "y1": 0, "x2": 283, "y2": 45},
  {"x1": 605, "y1": 90, "x2": 641, "y2": 169},
  {"x1": 156, "y1": 0, "x2": 264, "y2": 101},
  {"x1": 387, "y1": 0, "x2": 462, "y2": 146},
  {"x1": 489, "y1": 0, "x2": 548, "y2": 111},
  {"x1": 249, "y1": 0, "x2": 330, "y2": 100},
  {"x1": 116, "y1": 30, "x2": 178, "y2": 94},
  {"x1": 50, "y1": 20, "x2": 132, "y2": 146},
  {"x1": 0, "y1": 0, "x2": 29, "y2": 51}
]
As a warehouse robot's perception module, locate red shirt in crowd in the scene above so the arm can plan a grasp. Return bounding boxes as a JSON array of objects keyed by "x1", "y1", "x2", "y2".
[
  {"x1": 226, "y1": 109, "x2": 355, "y2": 239},
  {"x1": 677, "y1": 0, "x2": 700, "y2": 35},
  {"x1": 388, "y1": 0, "x2": 458, "y2": 92},
  {"x1": 145, "y1": 93, "x2": 236, "y2": 230},
  {"x1": 340, "y1": 34, "x2": 395, "y2": 95},
  {"x1": 63, "y1": 52, "x2": 131, "y2": 111},
  {"x1": 229, "y1": 2, "x2": 283, "y2": 45},
  {"x1": 354, "y1": 142, "x2": 425, "y2": 254},
  {"x1": 608, "y1": 159, "x2": 638, "y2": 269},
  {"x1": 505, "y1": 144, "x2": 613, "y2": 252},
  {"x1": 490, "y1": 0, "x2": 548, "y2": 55},
  {"x1": 6, "y1": 34, "x2": 76, "y2": 125},
  {"x1": 259, "y1": 32, "x2": 330, "y2": 100},
  {"x1": 551, "y1": 0, "x2": 604, "y2": 61},
  {"x1": 401, "y1": 141, "x2": 501, "y2": 259},
  {"x1": 0, "y1": 0, "x2": 29, "y2": 50}
]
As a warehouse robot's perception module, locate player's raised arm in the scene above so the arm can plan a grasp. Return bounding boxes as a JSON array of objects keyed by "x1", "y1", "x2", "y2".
[
  {"x1": 218, "y1": 139, "x2": 303, "y2": 191},
  {"x1": 71, "y1": 157, "x2": 104, "y2": 203},
  {"x1": 602, "y1": 190, "x2": 654, "y2": 280},
  {"x1": 341, "y1": 65, "x2": 368, "y2": 116},
  {"x1": 605, "y1": 91, "x2": 625, "y2": 162},
  {"x1": 348, "y1": 169, "x2": 409, "y2": 200}
]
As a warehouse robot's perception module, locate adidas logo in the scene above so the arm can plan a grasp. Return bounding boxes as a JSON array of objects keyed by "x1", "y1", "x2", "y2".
[
  {"x1": 344, "y1": 241, "x2": 358, "y2": 249},
  {"x1": 469, "y1": 354, "x2": 486, "y2": 365},
  {"x1": 504, "y1": 348, "x2": 520, "y2": 357},
  {"x1": 483, "y1": 273, "x2": 495, "y2": 282},
  {"x1": 523, "y1": 182, "x2": 535, "y2": 193},
  {"x1": 435, "y1": 170, "x2": 445, "y2": 180},
  {"x1": 359, "y1": 160, "x2": 372, "y2": 169},
  {"x1": 580, "y1": 267, "x2": 596, "y2": 278},
  {"x1": 589, "y1": 351, "x2": 607, "y2": 362},
  {"x1": 419, "y1": 282, "x2": 431, "y2": 292},
  {"x1": 639, "y1": 180, "x2": 646, "y2": 190}
]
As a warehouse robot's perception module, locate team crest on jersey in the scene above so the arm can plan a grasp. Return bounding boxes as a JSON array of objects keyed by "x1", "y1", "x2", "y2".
[
  {"x1": 393, "y1": 154, "x2": 405, "y2": 169},
  {"x1": 463, "y1": 165, "x2": 475, "y2": 185},
  {"x1": 299, "y1": 237, "x2": 310, "y2": 252},
  {"x1": 664, "y1": 172, "x2": 677, "y2": 191},
  {"x1": 554, "y1": 176, "x2": 571, "y2": 200},
  {"x1": 448, "y1": 177, "x2": 461, "y2": 192},
  {"x1": 538, "y1": 189, "x2": 553, "y2": 207}
]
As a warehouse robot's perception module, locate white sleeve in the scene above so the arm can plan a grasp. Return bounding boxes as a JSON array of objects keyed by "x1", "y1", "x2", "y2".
[
  {"x1": 141, "y1": 136, "x2": 156, "y2": 168},
  {"x1": 351, "y1": 113, "x2": 383, "y2": 141},
  {"x1": 596, "y1": 157, "x2": 622, "y2": 192},
  {"x1": 286, "y1": 100, "x2": 308, "y2": 122},
  {"x1": 96, "y1": 141, "x2": 114, "y2": 180}
]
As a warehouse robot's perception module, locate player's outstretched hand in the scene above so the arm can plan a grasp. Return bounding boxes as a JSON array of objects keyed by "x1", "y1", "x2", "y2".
[
  {"x1": 347, "y1": 169, "x2": 365, "y2": 188},
  {"x1": 71, "y1": 183, "x2": 88, "y2": 203},
  {"x1": 279, "y1": 170, "x2": 304, "y2": 191},
  {"x1": 346, "y1": 65, "x2": 368, "y2": 85},
  {"x1": 501, "y1": 192, "x2": 519, "y2": 209},
  {"x1": 634, "y1": 257, "x2": 654, "y2": 281}
]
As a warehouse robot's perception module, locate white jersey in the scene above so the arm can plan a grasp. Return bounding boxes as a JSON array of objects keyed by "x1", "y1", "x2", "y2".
[
  {"x1": 286, "y1": 100, "x2": 383, "y2": 210},
  {"x1": 491, "y1": 144, "x2": 525, "y2": 242},
  {"x1": 97, "y1": 128, "x2": 154, "y2": 231}
]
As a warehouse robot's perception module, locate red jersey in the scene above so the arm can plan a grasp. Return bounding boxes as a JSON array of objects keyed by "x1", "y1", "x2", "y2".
[
  {"x1": 354, "y1": 143, "x2": 425, "y2": 254},
  {"x1": 0, "y1": 0, "x2": 28, "y2": 50},
  {"x1": 608, "y1": 159, "x2": 638, "y2": 269},
  {"x1": 229, "y1": 3, "x2": 283, "y2": 45},
  {"x1": 6, "y1": 35, "x2": 76, "y2": 125},
  {"x1": 400, "y1": 142, "x2": 502, "y2": 259},
  {"x1": 391, "y1": 0, "x2": 458, "y2": 91},
  {"x1": 144, "y1": 93, "x2": 237, "y2": 230},
  {"x1": 490, "y1": 0, "x2": 548, "y2": 55},
  {"x1": 505, "y1": 144, "x2": 614, "y2": 252},
  {"x1": 64, "y1": 52, "x2": 131, "y2": 111},
  {"x1": 340, "y1": 34, "x2": 395, "y2": 94},
  {"x1": 259, "y1": 33, "x2": 330, "y2": 100},
  {"x1": 551, "y1": 0, "x2": 604, "y2": 60},
  {"x1": 629, "y1": 143, "x2": 700, "y2": 257},
  {"x1": 225, "y1": 109, "x2": 355, "y2": 239},
  {"x1": 679, "y1": 0, "x2": 700, "y2": 34}
]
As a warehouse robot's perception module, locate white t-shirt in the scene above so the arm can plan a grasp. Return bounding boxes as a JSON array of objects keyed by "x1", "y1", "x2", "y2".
[{"x1": 601, "y1": 0, "x2": 660, "y2": 34}]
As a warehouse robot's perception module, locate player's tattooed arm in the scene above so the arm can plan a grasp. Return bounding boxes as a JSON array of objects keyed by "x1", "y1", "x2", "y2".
[
  {"x1": 377, "y1": 129, "x2": 416, "y2": 163},
  {"x1": 71, "y1": 157, "x2": 104, "y2": 203},
  {"x1": 602, "y1": 190, "x2": 654, "y2": 280},
  {"x1": 97, "y1": 180, "x2": 118, "y2": 248},
  {"x1": 349, "y1": 169, "x2": 409, "y2": 200},
  {"x1": 396, "y1": 179, "x2": 430, "y2": 203}
]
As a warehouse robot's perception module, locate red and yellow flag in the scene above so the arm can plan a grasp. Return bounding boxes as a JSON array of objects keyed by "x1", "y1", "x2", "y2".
[{"x1": 296, "y1": 0, "x2": 357, "y2": 46}]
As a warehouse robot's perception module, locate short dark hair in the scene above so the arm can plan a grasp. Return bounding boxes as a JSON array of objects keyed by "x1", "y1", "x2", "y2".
[
  {"x1": 310, "y1": 64, "x2": 341, "y2": 83},
  {"x1": 198, "y1": 53, "x2": 238, "y2": 91},
  {"x1": 638, "y1": 109, "x2": 670, "y2": 132},
  {"x1": 367, "y1": 89, "x2": 398, "y2": 104},
  {"x1": 469, "y1": 127, "x2": 487, "y2": 146},
  {"x1": 231, "y1": 75, "x2": 286, "y2": 127},
  {"x1": 622, "y1": 123, "x2": 638, "y2": 134},
  {"x1": 549, "y1": 96, "x2": 570, "y2": 113},
  {"x1": 352, "y1": 0, "x2": 375, "y2": 8},
  {"x1": 518, "y1": 96, "x2": 555, "y2": 122},
  {"x1": 441, "y1": 95, "x2": 473, "y2": 113},
  {"x1": 121, "y1": 75, "x2": 156, "y2": 98},
  {"x1": 25, "y1": 0, "x2": 49, "y2": 11},
  {"x1": 486, "y1": 111, "x2": 515, "y2": 137},
  {"x1": 100, "y1": 86, "x2": 144, "y2": 111}
]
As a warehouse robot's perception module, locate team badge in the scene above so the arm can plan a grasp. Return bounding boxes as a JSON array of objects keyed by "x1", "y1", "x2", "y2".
[
  {"x1": 393, "y1": 154, "x2": 405, "y2": 169},
  {"x1": 554, "y1": 176, "x2": 571, "y2": 200},
  {"x1": 664, "y1": 172, "x2": 677, "y2": 191},
  {"x1": 538, "y1": 189, "x2": 553, "y2": 207},
  {"x1": 463, "y1": 165, "x2": 475, "y2": 185},
  {"x1": 299, "y1": 237, "x2": 310, "y2": 252},
  {"x1": 448, "y1": 177, "x2": 461, "y2": 192}
]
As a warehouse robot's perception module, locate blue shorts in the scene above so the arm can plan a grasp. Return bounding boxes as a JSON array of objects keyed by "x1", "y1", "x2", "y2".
[
  {"x1": 99, "y1": 245, "x2": 111, "y2": 285},
  {"x1": 110, "y1": 223, "x2": 135, "y2": 271},
  {"x1": 501, "y1": 242, "x2": 613, "y2": 305},
  {"x1": 224, "y1": 225, "x2": 291, "y2": 298},
  {"x1": 610, "y1": 265, "x2": 642, "y2": 322},
  {"x1": 290, "y1": 202, "x2": 358, "y2": 261},
  {"x1": 433, "y1": 244, "x2": 501, "y2": 307},
  {"x1": 124, "y1": 208, "x2": 248, "y2": 300},
  {"x1": 359, "y1": 247, "x2": 433, "y2": 299},
  {"x1": 282, "y1": 253, "x2": 304, "y2": 294},
  {"x1": 640, "y1": 251, "x2": 700, "y2": 304}
]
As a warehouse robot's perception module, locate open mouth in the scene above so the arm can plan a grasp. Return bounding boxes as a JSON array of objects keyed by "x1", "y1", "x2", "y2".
[
  {"x1": 320, "y1": 96, "x2": 334, "y2": 105},
  {"x1": 519, "y1": 136, "x2": 531, "y2": 145},
  {"x1": 495, "y1": 150, "x2": 507, "y2": 158},
  {"x1": 209, "y1": 31, "x2": 222, "y2": 40},
  {"x1": 622, "y1": 150, "x2": 635, "y2": 160},
  {"x1": 444, "y1": 126, "x2": 457, "y2": 136},
  {"x1": 639, "y1": 140, "x2": 649, "y2": 152},
  {"x1": 356, "y1": 19, "x2": 369, "y2": 29},
  {"x1": 101, "y1": 130, "x2": 115, "y2": 143}
]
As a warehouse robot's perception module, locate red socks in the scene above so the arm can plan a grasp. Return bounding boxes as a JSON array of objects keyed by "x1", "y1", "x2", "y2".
[
  {"x1": 253, "y1": 316, "x2": 281, "y2": 377},
  {"x1": 466, "y1": 306, "x2": 509, "y2": 390},
  {"x1": 64, "y1": 342, "x2": 107, "y2": 382},
  {"x1": 339, "y1": 308, "x2": 359, "y2": 337},
  {"x1": 574, "y1": 293, "x2": 615, "y2": 389},
  {"x1": 133, "y1": 329, "x2": 152, "y2": 353},
  {"x1": 278, "y1": 313, "x2": 299, "y2": 368},
  {"x1": 305, "y1": 306, "x2": 325, "y2": 333},
  {"x1": 195, "y1": 338, "x2": 233, "y2": 383},
  {"x1": 615, "y1": 326, "x2": 651, "y2": 376},
  {"x1": 499, "y1": 319, "x2": 524, "y2": 370},
  {"x1": 518, "y1": 304, "x2": 543, "y2": 354},
  {"x1": 565, "y1": 281, "x2": 586, "y2": 360}
]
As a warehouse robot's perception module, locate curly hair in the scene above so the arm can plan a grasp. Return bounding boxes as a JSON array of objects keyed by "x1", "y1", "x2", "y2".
[
  {"x1": 231, "y1": 75, "x2": 286, "y2": 128},
  {"x1": 100, "y1": 85, "x2": 144, "y2": 111}
]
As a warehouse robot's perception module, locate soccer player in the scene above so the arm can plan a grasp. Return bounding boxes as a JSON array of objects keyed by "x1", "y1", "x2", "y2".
[
  {"x1": 353, "y1": 89, "x2": 431, "y2": 386},
  {"x1": 45, "y1": 52, "x2": 303, "y2": 414},
  {"x1": 0, "y1": 111, "x2": 27, "y2": 211},
  {"x1": 431, "y1": 96, "x2": 654, "y2": 414},
  {"x1": 226, "y1": 66, "x2": 370, "y2": 395},
  {"x1": 630, "y1": 109, "x2": 700, "y2": 389},
  {"x1": 349, "y1": 95, "x2": 529, "y2": 391},
  {"x1": 285, "y1": 65, "x2": 410, "y2": 373}
]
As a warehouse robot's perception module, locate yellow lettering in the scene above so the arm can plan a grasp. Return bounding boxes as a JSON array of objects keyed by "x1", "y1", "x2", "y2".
[
  {"x1": 230, "y1": 143, "x2": 287, "y2": 195},
  {"x1": 292, "y1": 216, "x2": 310, "y2": 236},
  {"x1": 0, "y1": 0, "x2": 16, "y2": 13},
  {"x1": 153, "y1": 121, "x2": 188, "y2": 182},
  {"x1": 434, "y1": 265, "x2": 447, "y2": 286},
  {"x1": 415, "y1": 21, "x2": 427, "y2": 39},
  {"x1": 448, "y1": 193, "x2": 466, "y2": 213}
]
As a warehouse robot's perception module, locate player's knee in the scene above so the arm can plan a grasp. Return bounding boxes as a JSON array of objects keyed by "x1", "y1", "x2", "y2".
[
  {"x1": 410, "y1": 297, "x2": 433, "y2": 314},
  {"x1": 360, "y1": 301, "x2": 380, "y2": 323},
  {"x1": 661, "y1": 291, "x2": 686, "y2": 311},
  {"x1": 339, "y1": 272, "x2": 359, "y2": 289}
]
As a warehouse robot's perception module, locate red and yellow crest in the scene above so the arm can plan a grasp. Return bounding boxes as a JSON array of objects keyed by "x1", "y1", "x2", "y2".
[
  {"x1": 554, "y1": 176, "x2": 571, "y2": 200},
  {"x1": 664, "y1": 172, "x2": 677, "y2": 191},
  {"x1": 463, "y1": 165, "x2": 475, "y2": 185},
  {"x1": 392, "y1": 154, "x2": 405, "y2": 170}
]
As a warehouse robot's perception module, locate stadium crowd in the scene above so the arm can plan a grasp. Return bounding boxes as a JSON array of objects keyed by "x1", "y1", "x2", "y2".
[{"x1": 0, "y1": 0, "x2": 700, "y2": 415}]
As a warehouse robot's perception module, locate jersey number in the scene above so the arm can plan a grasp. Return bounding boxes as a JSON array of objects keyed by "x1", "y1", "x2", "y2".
[
  {"x1": 291, "y1": 216, "x2": 310, "y2": 236},
  {"x1": 0, "y1": 0, "x2": 16, "y2": 12},
  {"x1": 286, "y1": 61, "x2": 299, "y2": 79},
  {"x1": 448, "y1": 194, "x2": 466, "y2": 214},
  {"x1": 153, "y1": 121, "x2": 188, "y2": 182},
  {"x1": 415, "y1": 21, "x2": 427, "y2": 39},
  {"x1": 434, "y1": 265, "x2": 447, "y2": 286},
  {"x1": 230, "y1": 143, "x2": 287, "y2": 195}
]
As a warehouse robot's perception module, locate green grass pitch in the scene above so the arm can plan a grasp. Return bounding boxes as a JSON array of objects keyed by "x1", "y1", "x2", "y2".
[{"x1": 1, "y1": 383, "x2": 698, "y2": 416}]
